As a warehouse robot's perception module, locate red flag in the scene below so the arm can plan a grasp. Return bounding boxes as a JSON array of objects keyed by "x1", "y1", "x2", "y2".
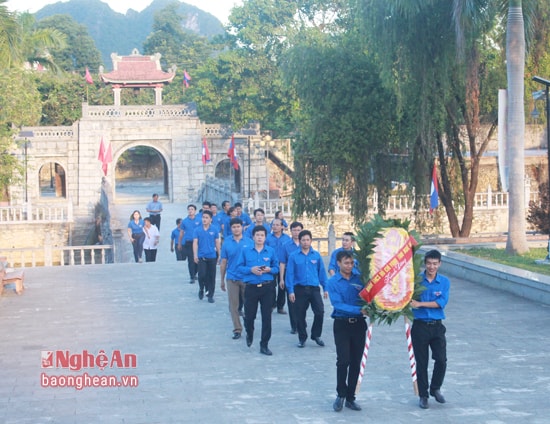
[
  {"x1": 98, "y1": 138, "x2": 105, "y2": 162},
  {"x1": 85, "y1": 67, "x2": 93, "y2": 84},
  {"x1": 183, "y1": 70, "x2": 191, "y2": 88},
  {"x1": 429, "y1": 162, "x2": 439, "y2": 214},
  {"x1": 227, "y1": 134, "x2": 239, "y2": 170},
  {"x1": 102, "y1": 142, "x2": 112, "y2": 176},
  {"x1": 202, "y1": 138, "x2": 211, "y2": 165}
]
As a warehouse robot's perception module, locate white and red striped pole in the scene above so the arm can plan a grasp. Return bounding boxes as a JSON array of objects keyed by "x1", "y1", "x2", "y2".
[
  {"x1": 404, "y1": 316, "x2": 419, "y2": 395},
  {"x1": 355, "y1": 322, "x2": 373, "y2": 394}
]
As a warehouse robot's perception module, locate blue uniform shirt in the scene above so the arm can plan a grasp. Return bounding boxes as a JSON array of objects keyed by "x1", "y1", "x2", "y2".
[
  {"x1": 326, "y1": 272, "x2": 364, "y2": 319},
  {"x1": 193, "y1": 225, "x2": 219, "y2": 259},
  {"x1": 220, "y1": 235, "x2": 253, "y2": 280},
  {"x1": 286, "y1": 248, "x2": 328, "y2": 294},
  {"x1": 328, "y1": 247, "x2": 360, "y2": 275},
  {"x1": 244, "y1": 223, "x2": 270, "y2": 239},
  {"x1": 412, "y1": 272, "x2": 450, "y2": 321},
  {"x1": 181, "y1": 216, "x2": 201, "y2": 242},
  {"x1": 146, "y1": 200, "x2": 163, "y2": 215},
  {"x1": 171, "y1": 226, "x2": 181, "y2": 243},
  {"x1": 237, "y1": 244, "x2": 280, "y2": 284},
  {"x1": 266, "y1": 232, "x2": 292, "y2": 261},
  {"x1": 280, "y1": 240, "x2": 300, "y2": 264},
  {"x1": 238, "y1": 212, "x2": 252, "y2": 227},
  {"x1": 222, "y1": 214, "x2": 234, "y2": 237},
  {"x1": 128, "y1": 219, "x2": 144, "y2": 234}
]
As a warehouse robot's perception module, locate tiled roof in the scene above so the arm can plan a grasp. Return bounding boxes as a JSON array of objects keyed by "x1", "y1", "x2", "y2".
[{"x1": 100, "y1": 50, "x2": 175, "y2": 85}]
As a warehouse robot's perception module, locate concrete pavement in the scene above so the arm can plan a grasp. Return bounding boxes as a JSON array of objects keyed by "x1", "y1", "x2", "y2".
[{"x1": 1, "y1": 200, "x2": 550, "y2": 423}]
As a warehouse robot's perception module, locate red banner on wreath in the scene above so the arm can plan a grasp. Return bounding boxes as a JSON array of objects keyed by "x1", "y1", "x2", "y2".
[{"x1": 359, "y1": 235, "x2": 417, "y2": 303}]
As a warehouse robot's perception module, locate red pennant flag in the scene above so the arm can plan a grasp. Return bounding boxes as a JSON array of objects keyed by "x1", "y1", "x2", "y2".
[
  {"x1": 102, "y1": 142, "x2": 112, "y2": 176},
  {"x1": 183, "y1": 70, "x2": 191, "y2": 88},
  {"x1": 85, "y1": 67, "x2": 94, "y2": 84},
  {"x1": 227, "y1": 134, "x2": 239, "y2": 170},
  {"x1": 98, "y1": 138, "x2": 105, "y2": 162},
  {"x1": 202, "y1": 138, "x2": 211, "y2": 165}
]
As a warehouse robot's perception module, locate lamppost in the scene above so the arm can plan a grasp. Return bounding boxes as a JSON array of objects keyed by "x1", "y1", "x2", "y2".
[
  {"x1": 259, "y1": 133, "x2": 275, "y2": 204},
  {"x1": 532, "y1": 76, "x2": 550, "y2": 260}
]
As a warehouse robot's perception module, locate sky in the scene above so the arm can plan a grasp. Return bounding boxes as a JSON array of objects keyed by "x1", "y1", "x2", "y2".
[{"x1": 5, "y1": 0, "x2": 242, "y2": 24}]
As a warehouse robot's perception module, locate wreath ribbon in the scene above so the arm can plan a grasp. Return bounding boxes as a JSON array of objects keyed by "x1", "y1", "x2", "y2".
[{"x1": 359, "y1": 235, "x2": 418, "y2": 303}]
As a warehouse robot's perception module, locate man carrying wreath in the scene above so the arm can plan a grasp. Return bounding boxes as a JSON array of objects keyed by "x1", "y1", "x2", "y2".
[{"x1": 410, "y1": 249, "x2": 450, "y2": 409}]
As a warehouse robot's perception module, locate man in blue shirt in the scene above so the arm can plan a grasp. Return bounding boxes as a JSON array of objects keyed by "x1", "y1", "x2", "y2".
[
  {"x1": 234, "y1": 202, "x2": 252, "y2": 230},
  {"x1": 287, "y1": 230, "x2": 328, "y2": 348},
  {"x1": 279, "y1": 221, "x2": 303, "y2": 334},
  {"x1": 170, "y1": 218, "x2": 184, "y2": 261},
  {"x1": 244, "y1": 208, "x2": 270, "y2": 238},
  {"x1": 266, "y1": 218, "x2": 291, "y2": 314},
  {"x1": 328, "y1": 232, "x2": 360, "y2": 276},
  {"x1": 193, "y1": 210, "x2": 220, "y2": 303},
  {"x1": 326, "y1": 250, "x2": 366, "y2": 412},
  {"x1": 411, "y1": 249, "x2": 450, "y2": 409},
  {"x1": 146, "y1": 193, "x2": 163, "y2": 230},
  {"x1": 178, "y1": 204, "x2": 201, "y2": 284},
  {"x1": 237, "y1": 226, "x2": 279, "y2": 356},
  {"x1": 220, "y1": 218, "x2": 253, "y2": 339}
]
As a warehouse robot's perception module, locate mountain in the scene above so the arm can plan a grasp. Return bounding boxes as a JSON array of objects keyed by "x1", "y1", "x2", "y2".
[{"x1": 34, "y1": 0, "x2": 224, "y2": 69}]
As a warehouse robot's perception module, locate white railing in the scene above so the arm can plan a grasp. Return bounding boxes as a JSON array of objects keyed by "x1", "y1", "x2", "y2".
[
  {"x1": 1, "y1": 245, "x2": 114, "y2": 267},
  {"x1": 0, "y1": 202, "x2": 73, "y2": 223},
  {"x1": 82, "y1": 104, "x2": 197, "y2": 120}
]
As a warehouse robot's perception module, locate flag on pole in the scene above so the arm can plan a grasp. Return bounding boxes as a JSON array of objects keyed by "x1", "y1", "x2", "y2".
[
  {"x1": 85, "y1": 67, "x2": 94, "y2": 84},
  {"x1": 102, "y1": 142, "x2": 112, "y2": 176},
  {"x1": 183, "y1": 70, "x2": 191, "y2": 88},
  {"x1": 429, "y1": 162, "x2": 439, "y2": 213},
  {"x1": 227, "y1": 134, "x2": 239, "y2": 170},
  {"x1": 202, "y1": 138, "x2": 211, "y2": 164}
]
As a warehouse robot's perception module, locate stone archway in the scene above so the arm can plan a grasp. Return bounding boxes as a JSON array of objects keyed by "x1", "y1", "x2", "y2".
[
  {"x1": 215, "y1": 159, "x2": 241, "y2": 194},
  {"x1": 114, "y1": 145, "x2": 168, "y2": 202},
  {"x1": 39, "y1": 162, "x2": 66, "y2": 198}
]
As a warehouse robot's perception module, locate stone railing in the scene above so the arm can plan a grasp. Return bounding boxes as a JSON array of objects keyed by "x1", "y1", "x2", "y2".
[
  {"x1": 21, "y1": 126, "x2": 75, "y2": 139},
  {"x1": 0, "y1": 202, "x2": 73, "y2": 223},
  {"x1": 82, "y1": 103, "x2": 198, "y2": 120},
  {"x1": 1, "y1": 245, "x2": 114, "y2": 267}
]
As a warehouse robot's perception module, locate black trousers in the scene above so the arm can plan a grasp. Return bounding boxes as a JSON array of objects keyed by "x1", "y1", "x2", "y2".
[
  {"x1": 333, "y1": 318, "x2": 367, "y2": 401},
  {"x1": 149, "y1": 214, "x2": 161, "y2": 230},
  {"x1": 244, "y1": 282, "x2": 275, "y2": 348},
  {"x1": 271, "y1": 273, "x2": 286, "y2": 310},
  {"x1": 294, "y1": 285, "x2": 324, "y2": 342},
  {"x1": 183, "y1": 241, "x2": 197, "y2": 280},
  {"x1": 411, "y1": 320, "x2": 447, "y2": 398},
  {"x1": 144, "y1": 248, "x2": 157, "y2": 262},
  {"x1": 197, "y1": 257, "x2": 217, "y2": 298}
]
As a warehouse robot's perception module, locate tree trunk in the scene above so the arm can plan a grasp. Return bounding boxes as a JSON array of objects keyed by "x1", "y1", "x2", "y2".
[{"x1": 506, "y1": 1, "x2": 529, "y2": 254}]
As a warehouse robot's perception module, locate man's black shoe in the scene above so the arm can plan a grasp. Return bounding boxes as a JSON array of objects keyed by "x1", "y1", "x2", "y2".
[
  {"x1": 260, "y1": 346, "x2": 272, "y2": 356},
  {"x1": 198, "y1": 290, "x2": 204, "y2": 300},
  {"x1": 277, "y1": 308, "x2": 287, "y2": 314},
  {"x1": 312, "y1": 337, "x2": 325, "y2": 347},
  {"x1": 333, "y1": 396, "x2": 344, "y2": 412},
  {"x1": 430, "y1": 389, "x2": 446, "y2": 404},
  {"x1": 290, "y1": 328, "x2": 297, "y2": 334},
  {"x1": 207, "y1": 297, "x2": 215, "y2": 303},
  {"x1": 297, "y1": 341, "x2": 306, "y2": 348},
  {"x1": 232, "y1": 332, "x2": 241, "y2": 340},
  {"x1": 246, "y1": 333, "x2": 253, "y2": 347},
  {"x1": 345, "y1": 400, "x2": 362, "y2": 411},
  {"x1": 419, "y1": 397, "x2": 429, "y2": 409}
]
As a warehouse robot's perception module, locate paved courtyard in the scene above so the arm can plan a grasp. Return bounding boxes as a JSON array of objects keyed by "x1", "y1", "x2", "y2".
[{"x1": 1, "y1": 201, "x2": 550, "y2": 423}]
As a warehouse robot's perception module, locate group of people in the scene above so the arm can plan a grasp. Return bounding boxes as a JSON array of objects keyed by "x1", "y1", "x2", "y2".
[
  {"x1": 127, "y1": 195, "x2": 451, "y2": 412},
  {"x1": 126, "y1": 194, "x2": 162, "y2": 263}
]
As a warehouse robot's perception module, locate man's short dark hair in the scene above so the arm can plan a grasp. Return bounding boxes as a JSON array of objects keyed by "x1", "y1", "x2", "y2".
[
  {"x1": 202, "y1": 201, "x2": 211, "y2": 207},
  {"x1": 229, "y1": 217, "x2": 243, "y2": 227},
  {"x1": 152, "y1": 193, "x2": 158, "y2": 198},
  {"x1": 228, "y1": 206, "x2": 235, "y2": 215},
  {"x1": 222, "y1": 200, "x2": 230, "y2": 208},
  {"x1": 290, "y1": 221, "x2": 303, "y2": 230},
  {"x1": 253, "y1": 208, "x2": 265, "y2": 216},
  {"x1": 343, "y1": 231, "x2": 355, "y2": 241},
  {"x1": 176, "y1": 218, "x2": 182, "y2": 225},
  {"x1": 424, "y1": 249, "x2": 442, "y2": 263},
  {"x1": 234, "y1": 202, "x2": 242, "y2": 208},
  {"x1": 252, "y1": 225, "x2": 268, "y2": 236},
  {"x1": 336, "y1": 250, "x2": 354, "y2": 263},
  {"x1": 187, "y1": 204, "x2": 196, "y2": 210},
  {"x1": 298, "y1": 230, "x2": 312, "y2": 240},
  {"x1": 144, "y1": 217, "x2": 151, "y2": 223},
  {"x1": 210, "y1": 203, "x2": 217, "y2": 208},
  {"x1": 202, "y1": 210, "x2": 213, "y2": 218}
]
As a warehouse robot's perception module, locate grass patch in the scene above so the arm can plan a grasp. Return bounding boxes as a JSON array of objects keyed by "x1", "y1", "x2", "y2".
[{"x1": 456, "y1": 247, "x2": 550, "y2": 276}]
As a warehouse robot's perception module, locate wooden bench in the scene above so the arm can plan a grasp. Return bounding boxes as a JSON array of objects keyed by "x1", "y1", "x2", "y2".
[{"x1": 1, "y1": 256, "x2": 25, "y2": 295}]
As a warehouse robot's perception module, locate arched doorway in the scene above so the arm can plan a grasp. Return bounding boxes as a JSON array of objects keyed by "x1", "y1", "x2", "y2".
[
  {"x1": 215, "y1": 159, "x2": 241, "y2": 194},
  {"x1": 39, "y1": 162, "x2": 66, "y2": 198},
  {"x1": 115, "y1": 146, "x2": 168, "y2": 202}
]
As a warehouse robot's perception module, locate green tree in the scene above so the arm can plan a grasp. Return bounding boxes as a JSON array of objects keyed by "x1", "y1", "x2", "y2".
[
  {"x1": 0, "y1": 0, "x2": 20, "y2": 67},
  {"x1": 36, "y1": 14, "x2": 102, "y2": 72}
]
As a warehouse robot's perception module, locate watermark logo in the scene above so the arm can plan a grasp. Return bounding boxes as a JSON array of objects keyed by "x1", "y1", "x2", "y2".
[{"x1": 40, "y1": 349, "x2": 137, "y2": 371}]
